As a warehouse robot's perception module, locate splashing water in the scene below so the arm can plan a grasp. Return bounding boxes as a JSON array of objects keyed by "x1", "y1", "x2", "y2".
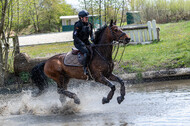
[
  {"x1": 0, "y1": 80, "x2": 118, "y2": 116},
  {"x1": 0, "y1": 89, "x2": 79, "y2": 115}
]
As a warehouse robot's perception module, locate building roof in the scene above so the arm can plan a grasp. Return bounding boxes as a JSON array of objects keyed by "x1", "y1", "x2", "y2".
[
  {"x1": 60, "y1": 15, "x2": 99, "y2": 19},
  {"x1": 60, "y1": 15, "x2": 78, "y2": 19}
]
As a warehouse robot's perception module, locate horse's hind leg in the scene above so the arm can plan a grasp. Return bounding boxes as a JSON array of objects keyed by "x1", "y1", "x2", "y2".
[
  {"x1": 57, "y1": 75, "x2": 80, "y2": 105},
  {"x1": 58, "y1": 89, "x2": 80, "y2": 104},
  {"x1": 108, "y1": 74, "x2": 125, "y2": 104},
  {"x1": 95, "y1": 75, "x2": 116, "y2": 104}
]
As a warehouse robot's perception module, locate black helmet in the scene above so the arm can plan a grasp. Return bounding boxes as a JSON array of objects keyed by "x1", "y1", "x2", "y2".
[{"x1": 78, "y1": 10, "x2": 89, "y2": 18}]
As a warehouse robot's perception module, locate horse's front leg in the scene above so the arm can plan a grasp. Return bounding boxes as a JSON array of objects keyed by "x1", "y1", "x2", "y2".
[
  {"x1": 95, "y1": 75, "x2": 116, "y2": 104},
  {"x1": 108, "y1": 74, "x2": 125, "y2": 104}
]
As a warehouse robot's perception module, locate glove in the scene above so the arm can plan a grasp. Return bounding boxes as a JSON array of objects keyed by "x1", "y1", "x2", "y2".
[
  {"x1": 90, "y1": 42, "x2": 95, "y2": 47},
  {"x1": 90, "y1": 35, "x2": 95, "y2": 43}
]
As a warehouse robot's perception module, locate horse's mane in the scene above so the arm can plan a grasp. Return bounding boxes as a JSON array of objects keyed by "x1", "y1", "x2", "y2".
[{"x1": 94, "y1": 24, "x2": 107, "y2": 44}]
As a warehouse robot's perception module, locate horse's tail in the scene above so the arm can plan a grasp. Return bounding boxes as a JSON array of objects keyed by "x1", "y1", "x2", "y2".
[{"x1": 31, "y1": 62, "x2": 48, "y2": 91}]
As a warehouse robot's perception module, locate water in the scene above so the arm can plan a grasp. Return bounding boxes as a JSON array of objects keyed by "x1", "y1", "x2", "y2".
[{"x1": 0, "y1": 79, "x2": 190, "y2": 126}]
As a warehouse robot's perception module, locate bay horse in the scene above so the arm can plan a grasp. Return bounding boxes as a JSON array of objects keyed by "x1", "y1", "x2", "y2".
[{"x1": 31, "y1": 20, "x2": 130, "y2": 105}]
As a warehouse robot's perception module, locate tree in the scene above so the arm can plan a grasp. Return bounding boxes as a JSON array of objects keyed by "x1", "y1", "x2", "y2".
[
  {"x1": 84, "y1": 0, "x2": 87, "y2": 10},
  {"x1": 120, "y1": 0, "x2": 126, "y2": 26},
  {"x1": 0, "y1": 0, "x2": 10, "y2": 86},
  {"x1": 99, "y1": 0, "x2": 102, "y2": 28}
]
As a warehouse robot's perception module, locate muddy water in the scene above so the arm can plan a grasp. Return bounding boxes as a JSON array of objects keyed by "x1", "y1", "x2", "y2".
[{"x1": 0, "y1": 79, "x2": 190, "y2": 126}]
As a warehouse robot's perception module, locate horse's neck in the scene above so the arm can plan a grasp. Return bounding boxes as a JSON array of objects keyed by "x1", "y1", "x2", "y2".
[{"x1": 97, "y1": 29, "x2": 113, "y2": 61}]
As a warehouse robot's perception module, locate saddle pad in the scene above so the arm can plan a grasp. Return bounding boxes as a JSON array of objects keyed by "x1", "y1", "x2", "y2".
[{"x1": 64, "y1": 51, "x2": 83, "y2": 67}]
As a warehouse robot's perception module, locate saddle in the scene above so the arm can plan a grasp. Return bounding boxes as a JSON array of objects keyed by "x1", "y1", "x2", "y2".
[
  {"x1": 64, "y1": 47, "x2": 92, "y2": 67},
  {"x1": 64, "y1": 47, "x2": 94, "y2": 80},
  {"x1": 71, "y1": 48, "x2": 80, "y2": 55}
]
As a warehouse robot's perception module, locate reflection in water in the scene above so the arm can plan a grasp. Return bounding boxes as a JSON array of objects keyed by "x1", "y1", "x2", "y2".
[{"x1": 0, "y1": 79, "x2": 190, "y2": 126}]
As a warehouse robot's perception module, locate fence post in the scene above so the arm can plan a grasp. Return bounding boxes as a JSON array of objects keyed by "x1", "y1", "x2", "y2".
[
  {"x1": 134, "y1": 30, "x2": 139, "y2": 42},
  {"x1": 152, "y1": 20, "x2": 158, "y2": 40},
  {"x1": 157, "y1": 27, "x2": 160, "y2": 41},
  {"x1": 129, "y1": 31, "x2": 134, "y2": 42},
  {"x1": 13, "y1": 35, "x2": 20, "y2": 56},
  {"x1": 147, "y1": 21, "x2": 152, "y2": 41}
]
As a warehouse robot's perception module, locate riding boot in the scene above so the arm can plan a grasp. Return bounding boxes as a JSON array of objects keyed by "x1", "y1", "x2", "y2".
[
  {"x1": 83, "y1": 66, "x2": 88, "y2": 75},
  {"x1": 83, "y1": 53, "x2": 89, "y2": 75}
]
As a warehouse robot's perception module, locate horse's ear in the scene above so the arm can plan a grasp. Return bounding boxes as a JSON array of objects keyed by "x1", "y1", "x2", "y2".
[
  {"x1": 114, "y1": 20, "x2": 117, "y2": 25},
  {"x1": 110, "y1": 19, "x2": 113, "y2": 26}
]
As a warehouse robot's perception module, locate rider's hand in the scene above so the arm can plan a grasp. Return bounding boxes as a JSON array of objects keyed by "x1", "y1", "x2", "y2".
[
  {"x1": 90, "y1": 38, "x2": 94, "y2": 43},
  {"x1": 90, "y1": 42, "x2": 95, "y2": 47}
]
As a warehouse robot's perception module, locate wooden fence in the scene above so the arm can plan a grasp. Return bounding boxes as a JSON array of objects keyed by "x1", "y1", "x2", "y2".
[{"x1": 121, "y1": 20, "x2": 160, "y2": 44}]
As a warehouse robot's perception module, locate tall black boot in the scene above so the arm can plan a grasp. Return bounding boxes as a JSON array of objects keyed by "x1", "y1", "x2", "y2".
[
  {"x1": 83, "y1": 53, "x2": 89, "y2": 75},
  {"x1": 83, "y1": 66, "x2": 88, "y2": 75}
]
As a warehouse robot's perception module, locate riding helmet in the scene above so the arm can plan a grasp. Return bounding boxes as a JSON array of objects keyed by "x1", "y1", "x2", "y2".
[{"x1": 78, "y1": 10, "x2": 89, "y2": 18}]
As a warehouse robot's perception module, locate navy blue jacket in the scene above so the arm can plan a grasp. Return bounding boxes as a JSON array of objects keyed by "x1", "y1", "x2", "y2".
[{"x1": 73, "y1": 20, "x2": 94, "y2": 47}]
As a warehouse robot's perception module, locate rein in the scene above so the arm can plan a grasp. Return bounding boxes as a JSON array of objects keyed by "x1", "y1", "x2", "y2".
[
  {"x1": 94, "y1": 48, "x2": 108, "y2": 62},
  {"x1": 93, "y1": 41, "x2": 118, "y2": 47}
]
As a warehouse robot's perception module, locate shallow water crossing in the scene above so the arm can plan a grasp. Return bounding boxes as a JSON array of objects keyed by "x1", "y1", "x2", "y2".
[{"x1": 0, "y1": 79, "x2": 190, "y2": 126}]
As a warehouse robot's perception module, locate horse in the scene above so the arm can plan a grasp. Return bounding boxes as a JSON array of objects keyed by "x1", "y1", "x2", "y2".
[{"x1": 31, "y1": 20, "x2": 131, "y2": 105}]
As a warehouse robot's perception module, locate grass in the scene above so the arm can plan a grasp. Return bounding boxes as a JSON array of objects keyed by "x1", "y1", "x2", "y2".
[
  {"x1": 19, "y1": 42, "x2": 74, "y2": 58},
  {"x1": 14, "y1": 21, "x2": 190, "y2": 74}
]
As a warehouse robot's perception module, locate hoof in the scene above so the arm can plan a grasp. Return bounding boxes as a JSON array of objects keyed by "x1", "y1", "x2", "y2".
[
  {"x1": 74, "y1": 98, "x2": 80, "y2": 104},
  {"x1": 59, "y1": 95, "x2": 66, "y2": 103},
  {"x1": 117, "y1": 96, "x2": 124, "y2": 104},
  {"x1": 31, "y1": 90, "x2": 43, "y2": 97},
  {"x1": 102, "y1": 97, "x2": 109, "y2": 104}
]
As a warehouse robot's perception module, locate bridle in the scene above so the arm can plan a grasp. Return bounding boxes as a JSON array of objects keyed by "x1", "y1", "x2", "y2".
[
  {"x1": 94, "y1": 25, "x2": 128, "y2": 63},
  {"x1": 108, "y1": 26, "x2": 127, "y2": 42},
  {"x1": 93, "y1": 26, "x2": 127, "y2": 47}
]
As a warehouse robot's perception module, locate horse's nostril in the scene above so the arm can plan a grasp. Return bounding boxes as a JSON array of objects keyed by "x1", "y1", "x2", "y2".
[{"x1": 125, "y1": 37, "x2": 131, "y2": 42}]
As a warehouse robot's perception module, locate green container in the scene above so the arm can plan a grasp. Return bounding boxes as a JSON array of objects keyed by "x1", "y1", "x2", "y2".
[
  {"x1": 126, "y1": 11, "x2": 141, "y2": 24},
  {"x1": 61, "y1": 15, "x2": 102, "y2": 31},
  {"x1": 88, "y1": 15, "x2": 102, "y2": 28},
  {"x1": 62, "y1": 25, "x2": 74, "y2": 32}
]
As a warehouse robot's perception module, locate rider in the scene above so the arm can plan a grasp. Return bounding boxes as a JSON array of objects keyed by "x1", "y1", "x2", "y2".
[{"x1": 73, "y1": 10, "x2": 94, "y2": 75}]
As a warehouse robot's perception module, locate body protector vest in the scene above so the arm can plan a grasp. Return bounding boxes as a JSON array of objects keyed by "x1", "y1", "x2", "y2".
[{"x1": 73, "y1": 20, "x2": 94, "y2": 46}]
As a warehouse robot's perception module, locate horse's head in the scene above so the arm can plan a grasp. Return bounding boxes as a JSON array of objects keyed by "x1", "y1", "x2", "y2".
[{"x1": 109, "y1": 20, "x2": 131, "y2": 44}]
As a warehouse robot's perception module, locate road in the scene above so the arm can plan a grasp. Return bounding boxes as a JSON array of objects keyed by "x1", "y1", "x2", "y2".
[{"x1": 10, "y1": 32, "x2": 73, "y2": 47}]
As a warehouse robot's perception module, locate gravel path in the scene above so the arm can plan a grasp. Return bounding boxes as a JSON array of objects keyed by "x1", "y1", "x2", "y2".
[{"x1": 18, "y1": 31, "x2": 73, "y2": 46}]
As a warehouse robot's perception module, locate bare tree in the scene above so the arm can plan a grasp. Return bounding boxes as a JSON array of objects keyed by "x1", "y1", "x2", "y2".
[
  {"x1": 90, "y1": 0, "x2": 94, "y2": 27},
  {"x1": 0, "y1": 0, "x2": 9, "y2": 86},
  {"x1": 104, "y1": 0, "x2": 107, "y2": 24},
  {"x1": 16, "y1": 0, "x2": 20, "y2": 33},
  {"x1": 99, "y1": 0, "x2": 102, "y2": 28},
  {"x1": 84, "y1": 0, "x2": 87, "y2": 10},
  {"x1": 120, "y1": 0, "x2": 125, "y2": 26}
]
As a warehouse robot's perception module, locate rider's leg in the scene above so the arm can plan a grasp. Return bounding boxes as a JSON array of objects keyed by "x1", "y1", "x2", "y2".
[
  {"x1": 80, "y1": 46, "x2": 90, "y2": 75},
  {"x1": 74, "y1": 43, "x2": 90, "y2": 75}
]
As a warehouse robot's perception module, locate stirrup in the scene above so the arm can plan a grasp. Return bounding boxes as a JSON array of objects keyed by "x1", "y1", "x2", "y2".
[{"x1": 84, "y1": 68, "x2": 94, "y2": 80}]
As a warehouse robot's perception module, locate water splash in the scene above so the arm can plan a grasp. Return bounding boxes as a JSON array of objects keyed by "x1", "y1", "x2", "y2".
[
  {"x1": 0, "y1": 87, "x2": 81, "y2": 115},
  {"x1": 0, "y1": 80, "x2": 117, "y2": 116}
]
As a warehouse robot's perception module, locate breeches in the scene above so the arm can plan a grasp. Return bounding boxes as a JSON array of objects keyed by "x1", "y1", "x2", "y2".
[{"x1": 74, "y1": 43, "x2": 89, "y2": 55}]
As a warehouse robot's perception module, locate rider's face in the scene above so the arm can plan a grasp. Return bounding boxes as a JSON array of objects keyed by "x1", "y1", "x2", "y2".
[{"x1": 81, "y1": 17, "x2": 88, "y2": 23}]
